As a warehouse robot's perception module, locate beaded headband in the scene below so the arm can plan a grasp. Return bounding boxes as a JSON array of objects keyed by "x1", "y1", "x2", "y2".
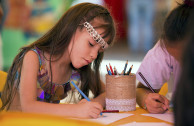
[{"x1": 83, "y1": 22, "x2": 108, "y2": 49}]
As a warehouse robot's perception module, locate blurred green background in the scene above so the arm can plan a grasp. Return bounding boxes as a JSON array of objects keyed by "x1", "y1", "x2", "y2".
[{"x1": 1, "y1": 0, "x2": 75, "y2": 71}]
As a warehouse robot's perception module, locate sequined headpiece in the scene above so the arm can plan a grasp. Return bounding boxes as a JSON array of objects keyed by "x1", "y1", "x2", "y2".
[{"x1": 83, "y1": 22, "x2": 108, "y2": 49}]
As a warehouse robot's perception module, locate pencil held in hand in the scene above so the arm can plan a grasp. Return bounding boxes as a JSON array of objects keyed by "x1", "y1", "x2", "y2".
[
  {"x1": 71, "y1": 81, "x2": 103, "y2": 116},
  {"x1": 138, "y1": 72, "x2": 170, "y2": 112},
  {"x1": 138, "y1": 72, "x2": 155, "y2": 93}
]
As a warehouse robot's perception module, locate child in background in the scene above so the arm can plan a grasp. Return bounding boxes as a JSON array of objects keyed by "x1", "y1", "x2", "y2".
[
  {"x1": 0, "y1": 2, "x2": 116, "y2": 119},
  {"x1": 136, "y1": 0, "x2": 194, "y2": 113},
  {"x1": 173, "y1": 27, "x2": 194, "y2": 126}
]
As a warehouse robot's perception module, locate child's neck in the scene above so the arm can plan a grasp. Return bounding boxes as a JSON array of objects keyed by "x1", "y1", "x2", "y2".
[
  {"x1": 44, "y1": 51, "x2": 72, "y2": 84},
  {"x1": 44, "y1": 50, "x2": 71, "y2": 68}
]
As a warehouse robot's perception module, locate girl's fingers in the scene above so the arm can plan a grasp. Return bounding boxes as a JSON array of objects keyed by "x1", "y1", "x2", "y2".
[
  {"x1": 161, "y1": 95, "x2": 170, "y2": 108},
  {"x1": 79, "y1": 99, "x2": 88, "y2": 104},
  {"x1": 148, "y1": 106, "x2": 165, "y2": 114},
  {"x1": 92, "y1": 102, "x2": 103, "y2": 112},
  {"x1": 89, "y1": 107, "x2": 102, "y2": 118},
  {"x1": 151, "y1": 93, "x2": 166, "y2": 104},
  {"x1": 146, "y1": 93, "x2": 168, "y2": 113}
]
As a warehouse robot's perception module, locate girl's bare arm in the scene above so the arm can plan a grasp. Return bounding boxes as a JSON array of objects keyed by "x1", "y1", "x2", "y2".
[{"x1": 19, "y1": 51, "x2": 102, "y2": 118}]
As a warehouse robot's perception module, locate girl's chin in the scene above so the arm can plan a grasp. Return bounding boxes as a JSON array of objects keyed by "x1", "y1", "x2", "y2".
[
  {"x1": 72, "y1": 64, "x2": 84, "y2": 69},
  {"x1": 73, "y1": 64, "x2": 88, "y2": 69}
]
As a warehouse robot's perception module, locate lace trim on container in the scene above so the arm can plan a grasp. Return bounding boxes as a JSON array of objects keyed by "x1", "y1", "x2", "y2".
[{"x1": 106, "y1": 98, "x2": 136, "y2": 111}]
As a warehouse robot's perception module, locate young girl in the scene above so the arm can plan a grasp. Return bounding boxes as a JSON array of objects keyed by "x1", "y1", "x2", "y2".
[
  {"x1": 136, "y1": 0, "x2": 194, "y2": 113},
  {"x1": 0, "y1": 2, "x2": 116, "y2": 119}
]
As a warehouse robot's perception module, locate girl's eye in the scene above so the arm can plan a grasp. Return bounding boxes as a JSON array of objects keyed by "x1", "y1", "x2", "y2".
[{"x1": 89, "y1": 42, "x2": 94, "y2": 47}]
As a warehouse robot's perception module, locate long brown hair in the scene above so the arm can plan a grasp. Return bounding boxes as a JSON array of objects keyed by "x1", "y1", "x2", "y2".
[{"x1": 1, "y1": 2, "x2": 116, "y2": 111}]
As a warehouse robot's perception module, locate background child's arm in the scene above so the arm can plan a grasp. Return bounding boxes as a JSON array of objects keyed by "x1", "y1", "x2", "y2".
[
  {"x1": 136, "y1": 82, "x2": 169, "y2": 113},
  {"x1": 19, "y1": 51, "x2": 102, "y2": 118},
  {"x1": 91, "y1": 80, "x2": 106, "y2": 107}
]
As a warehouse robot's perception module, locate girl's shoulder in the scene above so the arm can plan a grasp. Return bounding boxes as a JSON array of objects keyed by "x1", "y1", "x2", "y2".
[
  {"x1": 23, "y1": 47, "x2": 46, "y2": 73},
  {"x1": 140, "y1": 40, "x2": 172, "y2": 71},
  {"x1": 30, "y1": 47, "x2": 44, "y2": 66},
  {"x1": 31, "y1": 46, "x2": 42, "y2": 55},
  {"x1": 21, "y1": 49, "x2": 41, "y2": 77},
  {"x1": 145, "y1": 40, "x2": 169, "y2": 60},
  {"x1": 23, "y1": 49, "x2": 40, "y2": 63}
]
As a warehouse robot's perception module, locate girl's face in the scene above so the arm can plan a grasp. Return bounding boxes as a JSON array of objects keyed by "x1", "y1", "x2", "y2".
[
  {"x1": 68, "y1": 24, "x2": 108, "y2": 69},
  {"x1": 166, "y1": 41, "x2": 185, "y2": 62}
]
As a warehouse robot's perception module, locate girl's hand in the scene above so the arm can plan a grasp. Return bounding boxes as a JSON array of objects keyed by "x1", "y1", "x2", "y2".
[
  {"x1": 144, "y1": 93, "x2": 169, "y2": 113},
  {"x1": 78, "y1": 99, "x2": 88, "y2": 104},
  {"x1": 75, "y1": 100, "x2": 103, "y2": 119}
]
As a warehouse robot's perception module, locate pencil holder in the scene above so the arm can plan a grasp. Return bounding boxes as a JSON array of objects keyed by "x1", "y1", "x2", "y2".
[{"x1": 105, "y1": 74, "x2": 136, "y2": 111}]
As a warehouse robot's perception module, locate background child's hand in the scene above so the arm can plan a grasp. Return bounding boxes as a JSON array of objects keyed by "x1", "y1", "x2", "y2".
[
  {"x1": 144, "y1": 93, "x2": 169, "y2": 113},
  {"x1": 75, "y1": 100, "x2": 103, "y2": 118}
]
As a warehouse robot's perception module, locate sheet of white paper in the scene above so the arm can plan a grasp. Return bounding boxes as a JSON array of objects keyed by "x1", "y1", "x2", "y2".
[
  {"x1": 141, "y1": 112, "x2": 174, "y2": 123},
  {"x1": 81, "y1": 113, "x2": 133, "y2": 125},
  {"x1": 119, "y1": 122, "x2": 172, "y2": 126}
]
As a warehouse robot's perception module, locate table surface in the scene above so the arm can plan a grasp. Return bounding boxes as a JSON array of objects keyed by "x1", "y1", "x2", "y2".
[
  {"x1": 0, "y1": 107, "x2": 173, "y2": 126},
  {"x1": 106, "y1": 107, "x2": 173, "y2": 126}
]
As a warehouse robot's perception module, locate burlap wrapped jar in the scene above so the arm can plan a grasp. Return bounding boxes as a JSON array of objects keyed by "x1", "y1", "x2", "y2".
[{"x1": 106, "y1": 74, "x2": 136, "y2": 111}]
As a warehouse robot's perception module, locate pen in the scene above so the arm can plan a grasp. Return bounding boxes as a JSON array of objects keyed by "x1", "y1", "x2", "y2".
[
  {"x1": 126, "y1": 64, "x2": 133, "y2": 75},
  {"x1": 109, "y1": 63, "x2": 114, "y2": 75},
  {"x1": 71, "y1": 81, "x2": 103, "y2": 116},
  {"x1": 123, "y1": 60, "x2": 128, "y2": 75},
  {"x1": 102, "y1": 110, "x2": 119, "y2": 113}
]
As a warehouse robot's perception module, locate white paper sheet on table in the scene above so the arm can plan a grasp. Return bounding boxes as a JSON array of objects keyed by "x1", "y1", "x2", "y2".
[
  {"x1": 119, "y1": 122, "x2": 172, "y2": 126},
  {"x1": 81, "y1": 113, "x2": 133, "y2": 125},
  {"x1": 141, "y1": 112, "x2": 174, "y2": 123}
]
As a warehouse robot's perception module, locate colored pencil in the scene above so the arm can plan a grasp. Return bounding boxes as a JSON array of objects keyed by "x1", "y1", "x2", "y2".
[
  {"x1": 113, "y1": 66, "x2": 118, "y2": 75},
  {"x1": 123, "y1": 60, "x2": 128, "y2": 75},
  {"x1": 106, "y1": 65, "x2": 112, "y2": 75},
  {"x1": 126, "y1": 65, "x2": 133, "y2": 75},
  {"x1": 138, "y1": 72, "x2": 155, "y2": 93},
  {"x1": 102, "y1": 110, "x2": 119, "y2": 113},
  {"x1": 138, "y1": 72, "x2": 170, "y2": 110},
  {"x1": 71, "y1": 81, "x2": 91, "y2": 101},
  {"x1": 109, "y1": 63, "x2": 114, "y2": 75}
]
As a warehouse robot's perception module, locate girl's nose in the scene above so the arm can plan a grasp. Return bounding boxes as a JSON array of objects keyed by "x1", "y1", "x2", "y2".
[{"x1": 90, "y1": 49, "x2": 98, "y2": 60}]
